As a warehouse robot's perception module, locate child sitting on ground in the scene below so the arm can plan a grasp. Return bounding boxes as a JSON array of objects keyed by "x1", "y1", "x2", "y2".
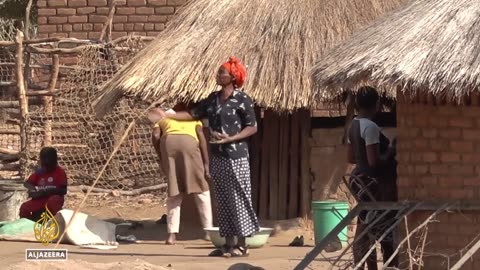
[{"x1": 20, "y1": 147, "x2": 68, "y2": 221}]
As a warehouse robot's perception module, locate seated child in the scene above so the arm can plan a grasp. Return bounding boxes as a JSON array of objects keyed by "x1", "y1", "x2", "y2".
[{"x1": 20, "y1": 147, "x2": 68, "y2": 221}]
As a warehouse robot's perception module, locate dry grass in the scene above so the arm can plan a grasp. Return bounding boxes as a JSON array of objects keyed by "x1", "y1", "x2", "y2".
[
  {"x1": 312, "y1": 0, "x2": 480, "y2": 103},
  {"x1": 93, "y1": 0, "x2": 407, "y2": 117}
]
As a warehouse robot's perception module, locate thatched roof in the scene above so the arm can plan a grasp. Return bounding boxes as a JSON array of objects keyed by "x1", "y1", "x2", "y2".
[
  {"x1": 312, "y1": 0, "x2": 480, "y2": 102},
  {"x1": 93, "y1": 0, "x2": 407, "y2": 116}
]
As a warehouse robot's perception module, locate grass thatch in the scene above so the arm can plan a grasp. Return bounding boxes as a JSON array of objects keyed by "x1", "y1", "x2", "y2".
[
  {"x1": 93, "y1": 0, "x2": 407, "y2": 117},
  {"x1": 312, "y1": 0, "x2": 480, "y2": 103}
]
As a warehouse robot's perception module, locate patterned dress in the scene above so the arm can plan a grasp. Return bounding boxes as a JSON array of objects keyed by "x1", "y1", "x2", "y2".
[{"x1": 191, "y1": 89, "x2": 260, "y2": 237}]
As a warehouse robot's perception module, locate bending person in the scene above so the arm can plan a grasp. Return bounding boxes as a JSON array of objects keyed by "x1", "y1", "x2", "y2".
[{"x1": 150, "y1": 102, "x2": 213, "y2": 245}]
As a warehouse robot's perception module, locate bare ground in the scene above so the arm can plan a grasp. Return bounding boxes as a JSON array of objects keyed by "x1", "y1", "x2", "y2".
[{"x1": 2, "y1": 192, "x2": 345, "y2": 270}]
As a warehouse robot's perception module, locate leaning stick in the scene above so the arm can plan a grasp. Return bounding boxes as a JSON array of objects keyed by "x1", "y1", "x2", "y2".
[{"x1": 53, "y1": 105, "x2": 155, "y2": 249}]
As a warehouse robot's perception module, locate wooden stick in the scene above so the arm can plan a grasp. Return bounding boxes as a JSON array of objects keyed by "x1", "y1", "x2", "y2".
[
  {"x1": 0, "y1": 152, "x2": 20, "y2": 162},
  {"x1": 24, "y1": 0, "x2": 33, "y2": 40},
  {"x1": 0, "y1": 81, "x2": 16, "y2": 86},
  {"x1": 53, "y1": 105, "x2": 157, "y2": 250},
  {"x1": 26, "y1": 90, "x2": 59, "y2": 96},
  {"x1": 0, "y1": 38, "x2": 91, "y2": 47},
  {"x1": 0, "y1": 148, "x2": 19, "y2": 155},
  {"x1": 43, "y1": 53, "x2": 59, "y2": 146},
  {"x1": 14, "y1": 30, "x2": 28, "y2": 180},
  {"x1": 100, "y1": 0, "x2": 117, "y2": 42},
  {"x1": 111, "y1": 35, "x2": 155, "y2": 45},
  {"x1": 417, "y1": 227, "x2": 428, "y2": 270},
  {"x1": 69, "y1": 183, "x2": 167, "y2": 195},
  {"x1": 450, "y1": 235, "x2": 480, "y2": 270},
  {"x1": 0, "y1": 130, "x2": 19, "y2": 136},
  {"x1": 405, "y1": 216, "x2": 413, "y2": 270}
]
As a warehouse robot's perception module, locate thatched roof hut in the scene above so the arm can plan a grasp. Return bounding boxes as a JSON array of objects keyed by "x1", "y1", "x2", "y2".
[
  {"x1": 311, "y1": 0, "x2": 480, "y2": 102},
  {"x1": 93, "y1": 0, "x2": 407, "y2": 117}
]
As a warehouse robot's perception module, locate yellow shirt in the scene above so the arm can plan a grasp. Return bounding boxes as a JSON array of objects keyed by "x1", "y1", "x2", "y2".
[{"x1": 154, "y1": 118, "x2": 202, "y2": 142}]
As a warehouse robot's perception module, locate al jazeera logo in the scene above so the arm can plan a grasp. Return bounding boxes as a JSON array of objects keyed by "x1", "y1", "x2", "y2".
[{"x1": 25, "y1": 206, "x2": 68, "y2": 261}]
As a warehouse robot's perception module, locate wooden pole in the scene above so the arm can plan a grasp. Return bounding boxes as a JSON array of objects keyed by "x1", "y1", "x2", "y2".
[
  {"x1": 267, "y1": 111, "x2": 280, "y2": 220},
  {"x1": 15, "y1": 30, "x2": 28, "y2": 179},
  {"x1": 99, "y1": 0, "x2": 117, "y2": 42},
  {"x1": 288, "y1": 111, "x2": 300, "y2": 218},
  {"x1": 24, "y1": 0, "x2": 33, "y2": 40},
  {"x1": 277, "y1": 113, "x2": 289, "y2": 220},
  {"x1": 299, "y1": 109, "x2": 311, "y2": 217},
  {"x1": 43, "y1": 54, "x2": 59, "y2": 146}
]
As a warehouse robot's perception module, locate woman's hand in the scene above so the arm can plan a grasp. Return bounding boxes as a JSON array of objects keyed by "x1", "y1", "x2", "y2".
[
  {"x1": 204, "y1": 165, "x2": 211, "y2": 181},
  {"x1": 210, "y1": 132, "x2": 233, "y2": 144}
]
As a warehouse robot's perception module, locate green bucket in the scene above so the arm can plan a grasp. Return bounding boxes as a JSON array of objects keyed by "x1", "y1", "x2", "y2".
[{"x1": 312, "y1": 201, "x2": 349, "y2": 246}]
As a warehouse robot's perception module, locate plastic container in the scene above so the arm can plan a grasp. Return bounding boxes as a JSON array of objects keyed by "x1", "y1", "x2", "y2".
[
  {"x1": 0, "y1": 181, "x2": 27, "y2": 221},
  {"x1": 312, "y1": 201, "x2": 349, "y2": 246},
  {"x1": 204, "y1": 227, "x2": 273, "y2": 248}
]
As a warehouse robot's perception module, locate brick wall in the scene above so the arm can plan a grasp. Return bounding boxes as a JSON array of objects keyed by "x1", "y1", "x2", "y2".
[
  {"x1": 36, "y1": 0, "x2": 187, "y2": 39},
  {"x1": 397, "y1": 92, "x2": 480, "y2": 269}
]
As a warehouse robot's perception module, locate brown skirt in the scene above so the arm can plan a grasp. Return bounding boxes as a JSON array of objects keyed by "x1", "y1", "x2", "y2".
[{"x1": 160, "y1": 134, "x2": 209, "y2": 197}]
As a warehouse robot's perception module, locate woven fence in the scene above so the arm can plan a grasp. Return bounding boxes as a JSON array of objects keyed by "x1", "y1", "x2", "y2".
[{"x1": 0, "y1": 20, "x2": 165, "y2": 192}]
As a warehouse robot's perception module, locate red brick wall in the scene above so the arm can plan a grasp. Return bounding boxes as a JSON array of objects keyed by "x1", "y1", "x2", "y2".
[
  {"x1": 36, "y1": 0, "x2": 187, "y2": 39},
  {"x1": 397, "y1": 92, "x2": 480, "y2": 269}
]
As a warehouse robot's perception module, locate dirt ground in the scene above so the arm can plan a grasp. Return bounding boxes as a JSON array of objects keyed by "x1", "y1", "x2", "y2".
[{"x1": 2, "y1": 193, "x2": 346, "y2": 270}]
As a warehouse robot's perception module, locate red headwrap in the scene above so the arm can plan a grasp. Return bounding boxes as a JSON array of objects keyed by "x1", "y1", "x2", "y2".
[{"x1": 222, "y1": 56, "x2": 247, "y2": 88}]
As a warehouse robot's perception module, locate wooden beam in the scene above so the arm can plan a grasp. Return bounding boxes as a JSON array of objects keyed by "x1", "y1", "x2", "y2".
[
  {"x1": 0, "y1": 81, "x2": 16, "y2": 87},
  {"x1": 0, "y1": 148, "x2": 19, "y2": 155},
  {"x1": 299, "y1": 109, "x2": 312, "y2": 217},
  {"x1": 268, "y1": 111, "x2": 280, "y2": 220},
  {"x1": 288, "y1": 112, "x2": 300, "y2": 219},
  {"x1": 277, "y1": 114, "x2": 289, "y2": 220},
  {"x1": 259, "y1": 111, "x2": 271, "y2": 219},
  {"x1": 26, "y1": 90, "x2": 59, "y2": 96},
  {"x1": 0, "y1": 163, "x2": 20, "y2": 171}
]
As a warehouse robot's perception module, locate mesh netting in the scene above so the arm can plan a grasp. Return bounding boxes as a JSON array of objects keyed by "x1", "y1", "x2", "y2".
[
  {"x1": 0, "y1": 31, "x2": 165, "y2": 192},
  {"x1": 0, "y1": 19, "x2": 21, "y2": 181}
]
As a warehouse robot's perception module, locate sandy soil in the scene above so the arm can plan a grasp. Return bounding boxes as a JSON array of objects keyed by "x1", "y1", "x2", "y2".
[{"x1": 2, "y1": 193, "x2": 344, "y2": 270}]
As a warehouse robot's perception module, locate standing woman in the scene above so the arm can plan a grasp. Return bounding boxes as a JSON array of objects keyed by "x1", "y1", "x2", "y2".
[
  {"x1": 346, "y1": 86, "x2": 398, "y2": 270},
  {"x1": 152, "y1": 56, "x2": 259, "y2": 257},
  {"x1": 150, "y1": 102, "x2": 213, "y2": 245}
]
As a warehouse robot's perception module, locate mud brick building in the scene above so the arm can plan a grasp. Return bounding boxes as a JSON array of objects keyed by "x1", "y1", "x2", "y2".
[{"x1": 36, "y1": 0, "x2": 187, "y2": 39}]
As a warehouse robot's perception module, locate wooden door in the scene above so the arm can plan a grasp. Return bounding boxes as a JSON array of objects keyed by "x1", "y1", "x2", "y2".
[{"x1": 249, "y1": 108, "x2": 311, "y2": 220}]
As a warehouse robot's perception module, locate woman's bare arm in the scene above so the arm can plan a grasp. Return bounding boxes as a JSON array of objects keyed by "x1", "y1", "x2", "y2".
[
  {"x1": 196, "y1": 125, "x2": 210, "y2": 166},
  {"x1": 196, "y1": 125, "x2": 211, "y2": 180},
  {"x1": 166, "y1": 111, "x2": 195, "y2": 121},
  {"x1": 231, "y1": 126, "x2": 258, "y2": 141}
]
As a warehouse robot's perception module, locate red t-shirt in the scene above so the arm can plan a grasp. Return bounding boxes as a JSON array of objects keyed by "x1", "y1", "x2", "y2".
[{"x1": 27, "y1": 166, "x2": 67, "y2": 191}]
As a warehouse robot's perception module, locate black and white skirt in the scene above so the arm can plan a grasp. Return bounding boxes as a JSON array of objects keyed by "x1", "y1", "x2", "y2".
[{"x1": 210, "y1": 155, "x2": 259, "y2": 237}]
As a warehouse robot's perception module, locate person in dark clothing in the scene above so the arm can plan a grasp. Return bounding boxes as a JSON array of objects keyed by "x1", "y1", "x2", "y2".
[
  {"x1": 20, "y1": 147, "x2": 67, "y2": 221},
  {"x1": 347, "y1": 87, "x2": 398, "y2": 270},
  {"x1": 152, "y1": 56, "x2": 259, "y2": 257}
]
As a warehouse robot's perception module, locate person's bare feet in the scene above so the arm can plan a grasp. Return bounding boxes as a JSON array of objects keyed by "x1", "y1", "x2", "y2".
[{"x1": 166, "y1": 233, "x2": 176, "y2": 245}]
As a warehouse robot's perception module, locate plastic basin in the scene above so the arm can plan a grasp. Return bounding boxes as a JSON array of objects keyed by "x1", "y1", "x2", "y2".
[{"x1": 204, "y1": 227, "x2": 273, "y2": 248}]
